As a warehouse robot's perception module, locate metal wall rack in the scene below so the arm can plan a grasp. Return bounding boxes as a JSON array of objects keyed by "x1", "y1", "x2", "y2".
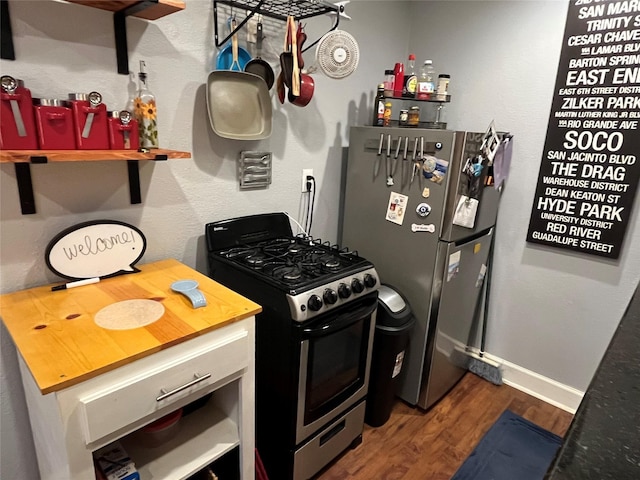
[{"x1": 213, "y1": 0, "x2": 345, "y2": 53}]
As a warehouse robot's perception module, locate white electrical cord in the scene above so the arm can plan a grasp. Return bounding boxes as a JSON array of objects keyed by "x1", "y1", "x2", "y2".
[{"x1": 283, "y1": 211, "x2": 308, "y2": 236}]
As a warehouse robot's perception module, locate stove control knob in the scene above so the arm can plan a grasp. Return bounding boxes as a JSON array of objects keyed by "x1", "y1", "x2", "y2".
[
  {"x1": 338, "y1": 283, "x2": 352, "y2": 299},
  {"x1": 308, "y1": 294, "x2": 323, "y2": 311},
  {"x1": 352, "y1": 278, "x2": 364, "y2": 294},
  {"x1": 323, "y1": 289, "x2": 338, "y2": 305},
  {"x1": 364, "y1": 273, "x2": 377, "y2": 289}
]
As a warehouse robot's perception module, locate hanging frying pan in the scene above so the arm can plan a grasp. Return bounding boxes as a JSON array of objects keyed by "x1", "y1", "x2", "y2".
[
  {"x1": 288, "y1": 22, "x2": 314, "y2": 107},
  {"x1": 216, "y1": 18, "x2": 252, "y2": 71},
  {"x1": 244, "y1": 21, "x2": 275, "y2": 89},
  {"x1": 207, "y1": 21, "x2": 272, "y2": 140}
]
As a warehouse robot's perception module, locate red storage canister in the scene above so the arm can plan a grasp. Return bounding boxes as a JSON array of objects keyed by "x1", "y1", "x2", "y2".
[
  {"x1": 108, "y1": 110, "x2": 139, "y2": 150},
  {"x1": 0, "y1": 75, "x2": 39, "y2": 149},
  {"x1": 69, "y1": 91, "x2": 109, "y2": 149},
  {"x1": 33, "y1": 98, "x2": 76, "y2": 149}
]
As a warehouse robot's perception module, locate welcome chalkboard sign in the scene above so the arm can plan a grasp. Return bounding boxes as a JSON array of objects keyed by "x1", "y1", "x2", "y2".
[
  {"x1": 526, "y1": 0, "x2": 640, "y2": 259},
  {"x1": 45, "y1": 220, "x2": 146, "y2": 280}
]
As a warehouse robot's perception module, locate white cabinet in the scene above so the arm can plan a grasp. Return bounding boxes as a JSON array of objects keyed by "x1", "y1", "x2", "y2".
[{"x1": 18, "y1": 317, "x2": 255, "y2": 480}]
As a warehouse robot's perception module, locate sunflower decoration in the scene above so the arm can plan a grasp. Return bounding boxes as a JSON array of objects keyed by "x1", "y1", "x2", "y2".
[
  {"x1": 133, "y1": 97, "x2": 145, "y2": 118},
  {"x1": 142, "y1": 100, "x2": 157, "y2": 120}
]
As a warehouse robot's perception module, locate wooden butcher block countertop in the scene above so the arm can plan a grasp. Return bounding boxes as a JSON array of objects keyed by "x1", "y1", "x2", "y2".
[{"x1": 0, "y1": 259, "x2": 261, "y2": 395}]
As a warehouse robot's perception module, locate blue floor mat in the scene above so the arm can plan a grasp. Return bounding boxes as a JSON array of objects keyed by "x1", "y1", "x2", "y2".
[{"x1": 451, "y1": 410, "x2": 562, "y2": 480}]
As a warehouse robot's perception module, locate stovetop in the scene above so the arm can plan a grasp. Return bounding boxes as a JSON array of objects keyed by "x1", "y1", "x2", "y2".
[
  {"x1": 206, "y1": 213, "x2": 379, "y2": 321},
  {"x1": 214, "y1": 235, "x2": 371, "y2": 290}
]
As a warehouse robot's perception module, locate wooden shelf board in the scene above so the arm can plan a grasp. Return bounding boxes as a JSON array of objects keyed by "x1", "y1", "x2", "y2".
[
  {"x1": 66, "y1": 0, "x2": 186, "y2": 21},
  {"x1": 0, "y1": 149, "x2": 191, "y2": 163}
]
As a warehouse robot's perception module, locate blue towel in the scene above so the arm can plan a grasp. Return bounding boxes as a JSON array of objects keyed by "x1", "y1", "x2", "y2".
[{"x1": 451, "y1": 410, "x2": 562, "y2": 480}]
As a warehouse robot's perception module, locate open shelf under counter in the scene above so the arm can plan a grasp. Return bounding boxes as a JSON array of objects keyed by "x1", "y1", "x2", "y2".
[
  {"x1": 0, "y1": 148, "x2": 191, "y2": 214},
  {"x1": 120, "y1": 403, "x2": 240, "y2": 480}
]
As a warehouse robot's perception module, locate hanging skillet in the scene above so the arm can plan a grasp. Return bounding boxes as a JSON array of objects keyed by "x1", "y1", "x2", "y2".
[
  {"x1": 207, "y1": 22, "x2": 272, "y2": 140},
  {"x1": 216, "y1": 18, "x2": 252, "y2": 71},
  {"x1": 244, "y1": 20, "x2": 275, "y2": 89},
  {"x1": 288, "y1": 22, "x2": 314, "y2": 107}
]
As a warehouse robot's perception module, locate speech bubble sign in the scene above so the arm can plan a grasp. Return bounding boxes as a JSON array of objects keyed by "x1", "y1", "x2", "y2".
[{"x1": 45, "y1": 220, "x2": 146, "y2": 280}]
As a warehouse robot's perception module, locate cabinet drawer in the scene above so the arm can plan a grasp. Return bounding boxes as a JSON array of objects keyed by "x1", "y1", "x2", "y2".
[{"x1": 78, "y1": 329, "x2": 248, "y2": 444}]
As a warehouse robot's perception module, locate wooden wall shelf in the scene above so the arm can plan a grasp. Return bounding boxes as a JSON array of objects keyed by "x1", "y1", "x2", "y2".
[
  {"x1": 0, "y1": 148, "x2": 191, "y2": 163},
  {"x1": 0, "y1": 0, "x2": 186, "y2": 74},
  {"x1": 0, "y1": 149, "x2": 191, "y2": 215},
  {"x1": 67, "y1": 0, "x2": 185, "y2": 21}
]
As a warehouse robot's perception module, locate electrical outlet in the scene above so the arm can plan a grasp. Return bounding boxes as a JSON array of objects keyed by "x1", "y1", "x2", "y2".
[{"x1": 301, "y1": 169, "x2": 313, "y2": 192}]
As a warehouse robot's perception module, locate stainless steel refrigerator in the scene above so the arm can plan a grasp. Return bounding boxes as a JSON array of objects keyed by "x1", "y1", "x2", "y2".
[{"x1": 340, "y1": 126, "x2": 501, "y2": 410}]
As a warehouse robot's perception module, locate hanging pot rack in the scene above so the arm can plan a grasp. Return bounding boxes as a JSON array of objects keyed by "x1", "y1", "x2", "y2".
[{"x1": 213, "y1": 0, "x2": 345, "y2": 54}]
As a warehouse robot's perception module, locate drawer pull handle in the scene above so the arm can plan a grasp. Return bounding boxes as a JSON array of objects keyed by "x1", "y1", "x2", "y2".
[{"x1": 156, "y1": 373, "x2": 212, "y2": 402}]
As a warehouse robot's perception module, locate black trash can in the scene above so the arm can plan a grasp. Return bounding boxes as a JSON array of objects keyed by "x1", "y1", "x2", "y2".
[{"x1": 365, "y1": 285, "x2": 415, "y2": 427}]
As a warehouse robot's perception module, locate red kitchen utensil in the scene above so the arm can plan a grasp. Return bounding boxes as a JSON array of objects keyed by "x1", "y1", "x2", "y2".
[
  {"x1": 289, "y1": 21, "x2": 312, "y2": 106},
  {"x1": 276, "y1": 71, "x2": 285, "y2": 104},
  {"x1": 280, "y1": 16, "x2": 294, "y2": 90}
]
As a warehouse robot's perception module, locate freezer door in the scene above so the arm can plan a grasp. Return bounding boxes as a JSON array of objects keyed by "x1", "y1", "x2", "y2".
[
  {"x1": 341, "y1": 126, "x2": 458, "y2": 406},
  {"x1": 418, "y1": 228, "x2": 494, "y2": 409},
  {"x1": 440, "y1": 132, "x2": 501, "y2": 243}
]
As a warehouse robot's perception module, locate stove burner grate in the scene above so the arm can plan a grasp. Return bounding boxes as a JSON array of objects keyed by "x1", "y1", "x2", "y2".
[{"x1": 217, "y1": 235, "x2": 366, "y2": 287}]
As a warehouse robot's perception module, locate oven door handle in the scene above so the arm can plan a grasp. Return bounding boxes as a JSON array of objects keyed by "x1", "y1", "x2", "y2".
[{"x1": 302, "y1": 300, "x2": 377, "y2": 337}]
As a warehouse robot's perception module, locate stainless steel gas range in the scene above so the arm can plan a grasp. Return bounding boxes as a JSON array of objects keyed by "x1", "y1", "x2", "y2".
[{"x1": 205, "y1": 213, "x2": 380, "y2": 480}]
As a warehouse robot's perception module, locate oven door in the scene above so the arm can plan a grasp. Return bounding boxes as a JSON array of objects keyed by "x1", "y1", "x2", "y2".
[{"x1": 295, "y1": 292, "x2": 377, "y2": 444}]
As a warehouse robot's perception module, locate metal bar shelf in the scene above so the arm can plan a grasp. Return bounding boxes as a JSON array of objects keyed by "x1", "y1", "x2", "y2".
[{"x1": 213, "y1": 0, "x2": 344, "y2": 51}]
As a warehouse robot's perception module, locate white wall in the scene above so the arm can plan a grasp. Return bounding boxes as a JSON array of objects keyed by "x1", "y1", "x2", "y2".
[
  {"x1": 0, "y1": 1, "x2": 409, "y2": 478},
  {"x1": 2, "y1": 1, "x2": 639, "y2": 478},
  {"x1": 407, "y1": 0, "x2": 640, "y2": 395}
]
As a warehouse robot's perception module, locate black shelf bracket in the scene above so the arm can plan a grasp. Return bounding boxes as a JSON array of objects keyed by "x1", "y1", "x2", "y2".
[
  {"x1": 127, "y1": 160, "x2": 142, "y2": 204},
  {"x1": 126, "y1": 154, "x2": 167, "y2": 204},
  {"x1": 10, "y1": 155, "x2": 167, "y2": 215},
  {"x1": 1, "y1": 0, "x2": 16, "y2": 60},
  {"x1": 114, "y1": 0, "x2": 160, "y2": 75},
  {"x1": 15, "y1": 163, "x2": 36, "y2": 215},
  {"x1": 212, "y1": 0, "x2": 342, "y2": 53}
]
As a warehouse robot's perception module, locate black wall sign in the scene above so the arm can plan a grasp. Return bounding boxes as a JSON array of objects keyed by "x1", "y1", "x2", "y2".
[{"x1": 527, "y1": 0, "x2": 640, "y2": 259}]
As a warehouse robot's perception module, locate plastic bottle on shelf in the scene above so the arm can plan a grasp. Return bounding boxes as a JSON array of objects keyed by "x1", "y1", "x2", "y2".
[
  {"x1": 383, "y1": 101, "x2": 392, "y2": 126},
  {"x1": 402, "y1": 54, "x2": 417, "y2": 98},
  {"x1": 393, "y1": 62, "x2": 404, "y2": 97},
  {"x1": 436, "y1": 74, "x2": 451, "y2": 101},
  {"x1": 373, "y1": 83, "x2": 385, "y2": 127},
  {"x1": 417, "y1": 60, "x2": 435, "y2": 100},
  {"x1": 134, "y1": 60, "x2": 159, "y2": 148},
  {"x1": 383, "y1": 70, "x2": 395, "y2": 97}
]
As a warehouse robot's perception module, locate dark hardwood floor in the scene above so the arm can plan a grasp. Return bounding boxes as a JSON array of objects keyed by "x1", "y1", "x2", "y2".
[{"x1": 318, "y1": 372, "x2": 574, "y2": 479}]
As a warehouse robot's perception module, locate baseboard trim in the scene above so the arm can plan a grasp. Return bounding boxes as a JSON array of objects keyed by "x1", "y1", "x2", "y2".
[{"x1": 483, "y1": 353, "x2": 584, "y2": 414}]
